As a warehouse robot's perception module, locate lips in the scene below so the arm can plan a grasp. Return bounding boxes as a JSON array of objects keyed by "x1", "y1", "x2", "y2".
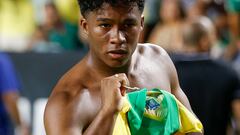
[{"x1": 107, "y1": 50, "x2": 128, "y2": 59}]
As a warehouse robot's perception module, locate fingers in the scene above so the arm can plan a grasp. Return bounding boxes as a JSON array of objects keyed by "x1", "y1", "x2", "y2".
[
  {"x1": 100, "y1": 73, "x2": 129, "y2": 112},
  {"x1": 114, "y1": 73, "x2": 129, "y2": 96},
  {"x1": 114, "y1": 73, "x2": 129, "y2": 86},
  {"x1": 101, "y1": 73, "x2": 129, "y2": 97}
]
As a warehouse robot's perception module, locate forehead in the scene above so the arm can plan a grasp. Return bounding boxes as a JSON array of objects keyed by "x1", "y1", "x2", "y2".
[{"x1": 86, "y1": 3, "x2": 142, "y2": 20}]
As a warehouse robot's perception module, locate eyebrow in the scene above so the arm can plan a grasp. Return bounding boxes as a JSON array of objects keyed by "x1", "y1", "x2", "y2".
[
  {"x1": 96, "y1": 18, "x2": 112, "y2": 22},
  {"x1": 124, "y1": 18, "x2": 138, "y2": 23},
  {"x1": 96, "y1": 17, "x2": 138, "y2": 23}
]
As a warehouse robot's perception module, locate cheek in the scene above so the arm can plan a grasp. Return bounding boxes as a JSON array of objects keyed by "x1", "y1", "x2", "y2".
[
  {"x1": 88, "y1": 27, "x2": 109, "y2": 45},
  {"x1": 92, "y1": 27, "x2": 107, "y2": 36},
  {"x1": 93, "y1": 28, "x2": 110, "y2": 42},
  {"x1": 88, "y1": 29, "x2": 110, "y2": 55},
  {"x1": 126, "y1": 27, "x2": 142, "y2": 42}
]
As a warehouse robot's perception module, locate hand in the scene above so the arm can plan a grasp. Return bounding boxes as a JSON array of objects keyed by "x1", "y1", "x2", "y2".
[{"x1": 100, "y1": 73, "x2": 129, "y2": 113}]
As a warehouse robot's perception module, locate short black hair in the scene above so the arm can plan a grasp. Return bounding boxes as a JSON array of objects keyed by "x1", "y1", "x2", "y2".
[{"x1": 77, "y1": 0, "x2": 145, "y2": 17}]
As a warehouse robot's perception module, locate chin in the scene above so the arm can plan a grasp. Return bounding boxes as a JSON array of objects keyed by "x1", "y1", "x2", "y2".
[
  {"x1": 108, "y1": 62, "x2": 126, "y2": 68},
  {"x1": 107, "y1": 59, "x2": 129, "y2": 68}
]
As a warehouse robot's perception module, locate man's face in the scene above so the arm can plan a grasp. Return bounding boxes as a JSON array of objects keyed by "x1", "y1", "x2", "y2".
[{"x1": 81, "y1": 3, "x2": 144, "y2": 68}]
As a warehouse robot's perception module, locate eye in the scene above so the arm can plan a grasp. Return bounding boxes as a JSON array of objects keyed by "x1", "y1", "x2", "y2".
[
  {"x1": 124, "y1": 23, "x2": 136, "y2": 28},
  {"x1": 99, "y1": 23, "x2": 112, "y2": 28}
]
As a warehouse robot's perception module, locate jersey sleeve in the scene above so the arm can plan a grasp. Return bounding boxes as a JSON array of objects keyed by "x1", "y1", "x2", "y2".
[{"x1": 0, "y1": 53, "x2": 20, "y2": 94}]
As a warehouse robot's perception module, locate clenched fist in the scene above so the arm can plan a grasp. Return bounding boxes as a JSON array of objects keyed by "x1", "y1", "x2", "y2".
[{"x1": 100, "y1": 73, "x2": 129, "y2": 113}]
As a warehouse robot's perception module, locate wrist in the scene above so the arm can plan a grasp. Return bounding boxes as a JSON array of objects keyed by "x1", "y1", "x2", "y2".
[{"x1": 100, "y1": 106, "x2": 119, "y2": 117}]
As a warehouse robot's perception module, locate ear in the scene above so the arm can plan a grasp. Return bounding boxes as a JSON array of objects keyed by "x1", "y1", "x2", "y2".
[
  {"x1": 80, "y1": 17, "x2": 89, "y2": 35},
  {"x1": 140, "y1": 15, "x2": 144, "y2": 31}
]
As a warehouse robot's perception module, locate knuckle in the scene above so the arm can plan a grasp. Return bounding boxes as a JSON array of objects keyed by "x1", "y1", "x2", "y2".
[{"x1": 119, "y1": 73, "x2": 126, "y2": 77}]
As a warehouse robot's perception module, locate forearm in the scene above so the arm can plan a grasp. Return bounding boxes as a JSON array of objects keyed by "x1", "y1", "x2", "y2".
[
  {"x1": 83, "y1": 109, "x2": 117, "y2": 135},
  {"x1": 8, "y1": 99, "x2": 22, "y2": 126},
  {"x1": 172, "y1": 88, "x2": 192, "y2": 112},
  {"x1": 2, "y1": 92, "x2": 22, "y2": 126}
]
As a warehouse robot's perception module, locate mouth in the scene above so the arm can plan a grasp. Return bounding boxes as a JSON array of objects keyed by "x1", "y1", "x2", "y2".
[{"x1": 107, "y1": 49, "x2": 128, "y2": 59}]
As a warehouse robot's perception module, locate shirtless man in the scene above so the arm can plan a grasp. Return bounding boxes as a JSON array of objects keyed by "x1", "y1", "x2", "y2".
[{"x1": 44, "y1": 0, "x2": 197, "y2": 134}]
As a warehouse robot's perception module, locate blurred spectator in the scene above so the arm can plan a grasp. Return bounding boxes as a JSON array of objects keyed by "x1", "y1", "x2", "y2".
[
  {"x1": 207, "y1": 2, "x2": 230, "y2": 59},
  {"x1": 139, "y1": 0, "x2": 160, "y2": 42},
  {"x1": 29, "y1": 25, "x2": 63, "y2": 53},
  {"x1": 181, "y1": 0, "x2": 197, "y2": 13},
  {"x1": 31, "y1": 0, "x2": 49, "y2": 25},
  {"x1": 225, "y1": 0, "x2": 240, "y2": 75},
  {"x1": 32, "y1": 0, "x2": 79, "y2": 24},
  {"x1": 226, "y1": 0, "x2": 240, "y2": 40},
  {"x1": 42, "y1": 2, "x2": 84, "y2": 51},
  {"x1": 0, "y1": 0, "x2": 35, "y2": 52},
  {"x1": 184, "y1": 0, "x2": 208, "y2": 20},
  {"x1": 229, "y1": 91, "x2": 240, "y2": 135},
  {"x1": 171, "y1": 17, "x2": 240, "y2": 135},
  {"x1": 148, "y1": 0, "x2": 185, "y2": 53},
  {"x1": 54, "y1": 0, "x2": 80, "y2": 25},
  {"x1": 0, "y1": 52, "x2": 29, "y2": 135}
]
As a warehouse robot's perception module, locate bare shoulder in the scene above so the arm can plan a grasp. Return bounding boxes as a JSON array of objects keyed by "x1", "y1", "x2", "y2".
[
  {"x1": 136, "y1": 43, "x2": 171, "y2": 60},
  {"x1": 136, "y1": 43, "x2": 177, "y2": 81},
  {"x1": 44, "y1": 88, "x2": 88, "y2": 135},
  {"x1": 44, "y1": 61, "x2": 90, "y2": 135},
  {"x1": 44, "y1": 91, "x2": 75, "y2": 134},
  {"x1": 44, "y1": 91, "x2": 73, "y2": 122},
  {"x1": 137, "y1": 43, "x2": 167, "y2": 55}
]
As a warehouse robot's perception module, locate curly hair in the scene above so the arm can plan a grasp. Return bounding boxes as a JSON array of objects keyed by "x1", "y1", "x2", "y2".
[{"x1": 77, "y1": 0, "x2": 145, "y2": 17}]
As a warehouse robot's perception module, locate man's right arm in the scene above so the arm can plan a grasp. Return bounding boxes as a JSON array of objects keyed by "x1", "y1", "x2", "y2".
[
  {"x1": 44, "y1": 92, "x2": 82, "y2": 135},
  {"x1": 83, "y1": 74, "x2": 129, "y2": 135},
  {"x1": 44, "y1": 74, "x2": 128, "y2": 135},
  {"x1": 44, "y1": 93, "x2": 120, "y2": 135},
  {"x1": 82, "y1": 108, "x2": 118, "y2": 135}
]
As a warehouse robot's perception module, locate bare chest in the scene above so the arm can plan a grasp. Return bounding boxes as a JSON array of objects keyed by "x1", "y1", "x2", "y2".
[
  {"x1": 73, "y1": 90, "x2": 102, "y2": 131},
  {"x1": 75, "y1": 55, "x2": 172, "y2": 130}
]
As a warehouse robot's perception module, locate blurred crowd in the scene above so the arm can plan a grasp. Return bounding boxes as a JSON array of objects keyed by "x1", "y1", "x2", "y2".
[
  {"x1": 0, "y1": 0, "x2": 239, "y2": 58},
  {"x1": 0, "y1": 0, "x2": 239, "y2": 59},
  {"x1": 143, "y1": 0, "x2": 240, "y2": 60},
  {"x1": 0, "y1": 0, "x2": 86, "y2": 53},
  {"x1": 1, "y1": 0, "x2": 240, "y2": 134}
]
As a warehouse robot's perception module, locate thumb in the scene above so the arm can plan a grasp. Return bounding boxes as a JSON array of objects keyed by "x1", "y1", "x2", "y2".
[{"x1": 120, "y1": 85, "x2": 126, "y2": 96}]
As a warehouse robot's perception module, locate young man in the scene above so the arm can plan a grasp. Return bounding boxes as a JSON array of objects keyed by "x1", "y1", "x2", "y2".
[{"x1": 44, "y1": 0, "x2": 200, "y2": 134}]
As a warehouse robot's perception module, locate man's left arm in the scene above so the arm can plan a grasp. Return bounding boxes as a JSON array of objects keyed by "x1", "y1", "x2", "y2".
[
  {"x1": 164, "y1": 54, "x2": 204, "y2": 135},
  {"x1": 164, "y1": 53, "x2": 192, "y2": 111}
]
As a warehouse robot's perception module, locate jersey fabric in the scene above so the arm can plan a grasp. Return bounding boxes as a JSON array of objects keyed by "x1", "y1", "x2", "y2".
[{"x1": 113, "y1": 88, "x2": 203, "y2": 135}]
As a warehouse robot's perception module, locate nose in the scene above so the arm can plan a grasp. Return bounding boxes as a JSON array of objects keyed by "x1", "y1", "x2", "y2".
[{"x1": 110, "y1": 27, "x2": 126, "y2": 45}]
